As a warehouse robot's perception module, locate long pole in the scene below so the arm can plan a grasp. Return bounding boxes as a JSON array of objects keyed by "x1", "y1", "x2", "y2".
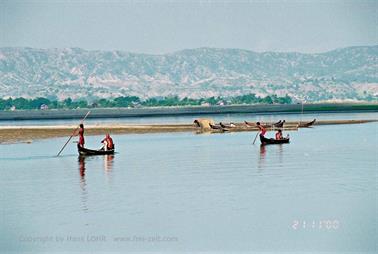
[
  {"x1": 252, "y1": 131, "x2": 260, "y2": 144},
  {"x1": 56, "y1": 111, "x2": 91, "y2": 156}
]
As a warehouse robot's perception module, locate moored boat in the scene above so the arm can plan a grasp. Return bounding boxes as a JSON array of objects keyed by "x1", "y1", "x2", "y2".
[
  {"x1": 220, "y1": 122, "x2": 236, "y2": 128},
  {"x1": 298, "y1": 119, "x2": 316, "y2": 127},
  {"x1": 260, "y1": 135, "x2": 290, "y2": 145},
  {"x1": 77, "y1": 144, "x2": 115, "y2": 156},
  {"x1": 244, "y1": 121, "x2": 255, "y2": 127},
  {"x1": 245, "y1": 121, "x2": 273, "y2": 128},
  {"x1": 274, "y1": 120, "x2": 285, "y2": 128},
  {"x1": 209, "y1": 123, "x2": 228, "y2": 131}
]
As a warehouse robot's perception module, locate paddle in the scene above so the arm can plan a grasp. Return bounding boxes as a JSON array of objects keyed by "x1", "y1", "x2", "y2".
[
  {"x1": 252, "y1": 131, "x2": 260, "y2": 144},
  {"x1": 56, "y1": 111, "x2": 91, "y2": 156}
]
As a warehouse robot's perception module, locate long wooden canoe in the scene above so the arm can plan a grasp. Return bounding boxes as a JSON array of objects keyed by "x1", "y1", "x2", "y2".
[
  {"x1": 273, "y1": 120, "x2": 286, "y2": 128},
  {"x1": 298, "y1": 119, "x2": 316, "y2": 127},
  {"x1": 78, "y1": 144, "x2": 115, "y2": 156},
  {"x1": 209, "y1": 123, "x2": 229, "y2": 131},
  {"x1": 260, "y1": 135, "x2": 290, "y2": 145}
]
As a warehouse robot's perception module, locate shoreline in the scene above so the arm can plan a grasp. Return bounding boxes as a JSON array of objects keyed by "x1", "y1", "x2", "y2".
[
  {"x1": 1, "y1": 119, "x2": 376, "y2": 144},
  {"x1": 0, "y1": 103, "x2": 377, "y2": 121}
]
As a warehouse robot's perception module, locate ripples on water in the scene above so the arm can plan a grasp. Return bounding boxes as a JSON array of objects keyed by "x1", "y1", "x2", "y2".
[{"x1": 0, "y1": 119, "x2": 377, "y2": 253}]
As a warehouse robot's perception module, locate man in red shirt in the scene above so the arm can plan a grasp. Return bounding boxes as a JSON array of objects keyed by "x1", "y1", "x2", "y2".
[
  {"x1": 78, "y1": 124, "x2": 85, "y2": 147},
  {"x1": 256, "y1": 122, "x2": 266, "y2": 137}
]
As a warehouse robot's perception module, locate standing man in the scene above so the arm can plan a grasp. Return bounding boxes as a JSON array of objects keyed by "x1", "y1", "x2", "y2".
[
  {"x1": 256, "y1": 122, "x2": 266, "y2": 137},
  {"x1": 78, "y1": 124, "x2": 85, "y2": 148}
]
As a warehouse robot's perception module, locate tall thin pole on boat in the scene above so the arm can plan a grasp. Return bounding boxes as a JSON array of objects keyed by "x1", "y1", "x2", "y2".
[
  {"x1": 252, "y1": 131, "x2": 259, "y2": 144},
  {"x1": 300, "y1": 100, "x2": 304, "y2": 125},
  {"x1": 56, "y1": 110, "x2": 91, "y2": 157}
]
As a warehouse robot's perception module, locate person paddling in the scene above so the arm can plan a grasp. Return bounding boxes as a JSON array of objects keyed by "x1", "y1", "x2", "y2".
[
  {"x1": 275, "y1": 129, "x2": 283, "y2": 140},
  {"x1": 101, "y1": 134, "x2": 114, "y2": 151},
  {"x1": 256, "y1": 122, "x2": 266, "y2": 137},
  {"x1": 78, "y1": 124, "x2": 85, "y2": 148}
]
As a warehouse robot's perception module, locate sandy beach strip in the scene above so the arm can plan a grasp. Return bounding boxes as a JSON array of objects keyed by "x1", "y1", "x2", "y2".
[
  {"x1": 0, "y1": 124, "x2": 194, "y2": 144},
  {"x1": 0, "y1": 119, "x2": 377, "y2": 144}
]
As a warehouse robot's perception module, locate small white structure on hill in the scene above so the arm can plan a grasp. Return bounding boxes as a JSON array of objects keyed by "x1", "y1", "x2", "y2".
[{"x1": 40, "y1": 104, "x2": 49, "y2": 110}]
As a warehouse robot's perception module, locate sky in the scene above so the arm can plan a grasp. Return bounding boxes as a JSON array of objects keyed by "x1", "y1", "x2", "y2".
[{"x1": 0, "y1": 0, "x2": 377, "y2": 54}]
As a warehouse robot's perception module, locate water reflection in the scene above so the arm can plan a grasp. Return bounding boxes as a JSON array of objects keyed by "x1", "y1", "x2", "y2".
[
  {"x1": 277, "y1": 144, "x2": 284, "y2": 164},
  {"x1": 77, "y1": 155, "x2": 115, "y2": 209},
  {"x1": 78, "y1": 155, "x2": 88, "y2": 212},
  {"x1": 258, "y1": 144, "x2": 266, "y2": 170},
  {"x1": 104, "y1": 155, "x2": 114, "y2": 172},
  {"x1": 258, "y1": 144, "x2": 285, "y2": 170},
  {"x1": 104, "y1": 155, "x2": 114, "y2": 185},
  {"x1": 78, "y1": 156, "x2": 86, "y2": 181}
]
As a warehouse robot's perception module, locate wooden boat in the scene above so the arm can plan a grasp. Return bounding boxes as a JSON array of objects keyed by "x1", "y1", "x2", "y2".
[
  {"x1": 244, "y1": 121, "x2": 255, "y2": 127},
  {"x1": 193, "y1": 120, "x2": 201, "y2": 127},
  {"x1": 77, "y1": 144, "x2": 115, "y2": 156},
  {"x1": 245, "y1": 121, "x2": 272, "y2": 128},
  {"x1": 260, "y1": 135, "x2": 289, "y2": 145},
  {"x1": 274, "y1": 120, "x2": 285, "y2": 128},
  {"x1": 298, "y1": 119, "x2": 316, "y2": 128},
  {"x1": 209, "y1": 123, "x2": 228, "y2": 132},
  {"x1": 220, "y1": 122, "x2": 236, "y2": 128}
]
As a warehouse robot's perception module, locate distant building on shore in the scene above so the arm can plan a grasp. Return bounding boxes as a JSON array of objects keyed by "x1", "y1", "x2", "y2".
[{"x1": 40, "y1": 104, "x2": 49, "y2": 110}]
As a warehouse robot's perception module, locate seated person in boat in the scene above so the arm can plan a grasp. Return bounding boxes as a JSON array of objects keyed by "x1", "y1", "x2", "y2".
[
  {"x1": 101, "y1": 134, "x2": 114, "y2": 151},
  {"x1": 256, "y1": 122, "x2": 266, "y2": 137},
  {"x1": 78, "y1": 124, "x2": 85, "y2": 148},
  {"x1": 275, "y1": 129, "x2": 283, "y2": 140}
]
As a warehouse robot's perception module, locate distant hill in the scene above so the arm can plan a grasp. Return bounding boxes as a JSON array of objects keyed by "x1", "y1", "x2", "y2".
[{"x1": 0, "y1": 46, "x2": 377, "y2": 102}]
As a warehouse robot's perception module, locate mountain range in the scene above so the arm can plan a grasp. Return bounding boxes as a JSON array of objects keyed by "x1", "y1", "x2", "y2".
[{"x1": 0, "y1": 46, "x2": 377, "y2": 102}]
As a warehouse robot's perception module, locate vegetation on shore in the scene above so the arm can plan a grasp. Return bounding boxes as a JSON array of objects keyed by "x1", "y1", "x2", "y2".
[{"x1": 0, "y1": 94, "x2": 292, "y2": 110}]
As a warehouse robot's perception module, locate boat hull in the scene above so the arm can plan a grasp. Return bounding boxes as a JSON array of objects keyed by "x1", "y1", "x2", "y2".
[
  {"x1": 77, "y1": 144, "x2": 115, "y2": 156},
  {"x1": 298, "y1": 119, "x2": 316, "y2": 128},
  {"x1": 260, "y1": 135, "x2": 290, "y2": 145}
]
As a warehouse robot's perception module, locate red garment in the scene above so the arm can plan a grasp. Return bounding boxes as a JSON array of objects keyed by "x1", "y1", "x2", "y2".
[
  {"x1": 106, "y1": 137, "x2": 114, "y2": 149},
  {"x1": 78, "y1": 128, "x2": 85, "y2": 146},
  {"x1": 275, "y1": 132, "x2": 282, "y2": 140},
  {"x1": 258, "y1": 125, "x2": 266, "y2": 136},
  {"x1": 102, "y1": 135, "x2": 114, "y2": 149}
]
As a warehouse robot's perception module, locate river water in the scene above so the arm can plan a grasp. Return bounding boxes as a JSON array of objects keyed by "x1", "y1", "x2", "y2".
[
  {"x1": 0, "y1": 112, "x2": 377, "y2": 253},
  {"x1": 0, "y1": 111, "x2": 378, "y2": 126}
]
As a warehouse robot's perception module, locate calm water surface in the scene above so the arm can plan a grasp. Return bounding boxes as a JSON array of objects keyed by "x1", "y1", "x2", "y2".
[
  {"x1": 1, "y1": 111, "x2": 377, "y2": 126},
  {"x1": 0, "y1": 117, "x2": 377, "y2": 253}
]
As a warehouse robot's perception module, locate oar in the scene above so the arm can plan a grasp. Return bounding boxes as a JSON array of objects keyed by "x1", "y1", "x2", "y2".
[
  {"x1": 252, "y1": 131, "x2": 260, "y2": 144},
  {"x1": 56, "y1": 111, "x2": 91, "y2": 156}
]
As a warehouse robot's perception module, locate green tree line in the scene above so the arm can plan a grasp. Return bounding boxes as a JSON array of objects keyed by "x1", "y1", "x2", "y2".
[{"x1": 0, "y1": 94, "x2": 292, "y2": 110}]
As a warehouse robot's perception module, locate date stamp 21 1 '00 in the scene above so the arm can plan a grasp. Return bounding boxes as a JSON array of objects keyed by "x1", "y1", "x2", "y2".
[{"x1": 291, "y1": 220, "x2": 340, "y2": 230}]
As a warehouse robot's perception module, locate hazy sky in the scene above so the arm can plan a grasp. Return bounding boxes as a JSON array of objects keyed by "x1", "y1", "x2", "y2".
[{"x1": 0, "y1": 0, "x2": 377, "y2": 54}]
